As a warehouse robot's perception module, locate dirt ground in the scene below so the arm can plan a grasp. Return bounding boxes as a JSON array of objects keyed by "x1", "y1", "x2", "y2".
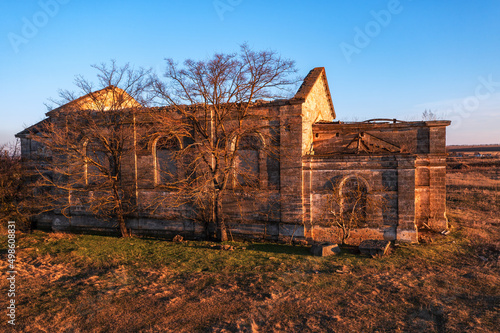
[{"x1": 1, "y1": 160, "x2": 499, "y2": 332}]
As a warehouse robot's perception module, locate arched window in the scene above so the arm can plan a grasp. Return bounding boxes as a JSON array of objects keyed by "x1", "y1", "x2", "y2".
[
  {"x1": 235, "y1": 134, "x2": 263, "y2": 187},
  {"x1": 340, "y1": 176, "x2": 368, "y2": 225},
  {"x1": 85, "y1": 140, "x2": 109, "y2": 186},
  {"x1": 155, "y1": 136, "x2": 181, "y2": 186}
]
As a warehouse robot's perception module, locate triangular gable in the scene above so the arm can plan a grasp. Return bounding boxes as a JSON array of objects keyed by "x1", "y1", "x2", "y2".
[
  {"x1": 344, "y1": 132, "x2": 401, "y2": 154},
  {"x1": 46, "y1": 85, "x2": 142, "y2": 116},
  {"x1": 291, "y1": 67, "x2": 335, "y2": 119}
]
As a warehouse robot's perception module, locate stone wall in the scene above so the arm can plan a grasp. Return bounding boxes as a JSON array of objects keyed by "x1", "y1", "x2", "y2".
[
  {"x1": 17, "y1": 69, "x2": 450, "y2": 244},
  {"x1": 303, "y1": 154, "x2": 406, "y2": 244},
  {"x1": 304, "y1": 120, "x2": 450, "y2": 243}
]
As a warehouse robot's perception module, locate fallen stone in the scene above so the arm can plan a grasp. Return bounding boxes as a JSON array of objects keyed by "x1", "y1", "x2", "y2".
[
  {"x1": 335, "y1": 265, "x2": 350, "y2": 274},
  {"x1": 172, "y1": 235, "x2": 184, "y2": 243},
  {"x1": 212, "y1": 244, "x2": 234, "y2": 251},
  {"x1": 310, "y1": 242, "x2": 341, "y2": 257},
  {"x1": 359, "y1": 239, "x2": 391, "y2": 257}
]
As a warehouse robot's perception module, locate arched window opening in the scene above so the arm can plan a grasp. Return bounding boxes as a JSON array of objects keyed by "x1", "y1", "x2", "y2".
[
  {"x1": 340, "y1": 176, "x2": 368, "y2": 225},
  {"x1": 155, "y1": 137, "x2": 181, "y2": 186},
  {"x1": 85, "y1": 140, "x2": 109, "y2": 186},
  {"x1": 235, "y1": 134, "x2": 262, "y2": 187}
]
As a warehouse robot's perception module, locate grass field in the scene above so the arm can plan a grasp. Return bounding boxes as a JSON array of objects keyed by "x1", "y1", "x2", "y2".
[{"x1": 1, "y1": 161, "x2": 499, "y2": 332}]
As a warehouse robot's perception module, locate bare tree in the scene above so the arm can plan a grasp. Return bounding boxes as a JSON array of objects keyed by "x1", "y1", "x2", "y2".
[
  {"x1": 323, "y1": 177, "x2": 386, "y2": 245},
  {"x1": 0, "y1": 142, "x2": 35, "y2": 231},
  {"x1": 29, "y1": 61, "x2": 153, "y2": 237},
  {"x1": 422, "y1": 109, "x2": 437, "y2": 121},
  {"x1": 151, "y1": 44, "x2": 298, "y2": 241}
]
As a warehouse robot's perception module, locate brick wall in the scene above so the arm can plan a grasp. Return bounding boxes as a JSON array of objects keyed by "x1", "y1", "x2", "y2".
[{"x1": 17, "y1": 71, "x2": 450, "y2": 244}]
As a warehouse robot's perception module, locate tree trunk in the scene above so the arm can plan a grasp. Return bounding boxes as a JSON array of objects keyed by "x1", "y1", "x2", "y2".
[
  {"x1": 214, "y1": 192, "x2": 228, "y2": 242},
  {"x1": 117, "y1": 213, "x2": 130, "y2": 238},
  {"x1": 217, "y1": 220, "x2": 228, "y2": 242},
  {"x1": 341, "y1": 225, "x2": 349, "y2": 245},
  {"x1": 113, "y1": 184, "x2": 130, "y2": 238}
]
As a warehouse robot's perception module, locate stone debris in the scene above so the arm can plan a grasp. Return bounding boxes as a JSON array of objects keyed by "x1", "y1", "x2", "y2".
[
  {"x1": 358, "y1": 239, "x2": 391, "y2": 257},
  {"x1": 310, "y1": 242, "x2": 341, "y2": 257},
  {"x1": 172, "y1": 235, "x2": 184, "y2": 242},
  {"x1": 335, "y1": 265, "x2": 350, "y2": 274},
  {"x1": 210, "y1": 244, "x2": 234, "y2": 251}
]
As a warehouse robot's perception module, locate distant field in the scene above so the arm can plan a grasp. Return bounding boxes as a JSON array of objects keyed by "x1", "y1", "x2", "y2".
[
  {"x1": 0, "y1": 159, "x2": 499, "y2": 332},
  {"x1": 448, "y1": 144, "x2": 500, "y2": 152},
  {"x1": 447, "y1": 150, "x2": 500, "y2": 179}
]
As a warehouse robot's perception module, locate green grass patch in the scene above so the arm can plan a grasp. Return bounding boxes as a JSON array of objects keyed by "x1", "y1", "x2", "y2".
[{"x1": 7, "y1": 230, "x2": 473, "y2": 274}]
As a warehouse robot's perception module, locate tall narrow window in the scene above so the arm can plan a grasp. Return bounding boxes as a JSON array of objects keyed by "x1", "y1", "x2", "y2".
[
  {"x1": 235, "y1": 134, "x2": 262, "y2": 187},
  {"x1": 340, "y1": 176, "x2": 368, "y2": 225},
  {"x1": 85, "y1": 140, "x2": 109, "y2": 186},
  {"x1": 155, "y1": 137, "x2": 181, "y2": 186}
]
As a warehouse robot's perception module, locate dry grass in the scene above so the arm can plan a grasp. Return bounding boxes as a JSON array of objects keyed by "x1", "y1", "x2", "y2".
[
  {"x1": 447, "y1": 171, "x2": 500, "y2": 188},
  {"x1": 1, "y1": 161, "x2": 499, "y2": 332}
]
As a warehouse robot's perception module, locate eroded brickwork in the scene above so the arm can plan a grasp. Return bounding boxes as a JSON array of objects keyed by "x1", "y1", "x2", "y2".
[
  {"x1": 305, "y1": 121, "x2": 449, "y2": 243},
  {"x1": 17, "y1": 68, "x2": 450, "y2": 243}
]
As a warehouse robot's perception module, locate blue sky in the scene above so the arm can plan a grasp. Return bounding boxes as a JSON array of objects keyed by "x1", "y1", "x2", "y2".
[{"x1": 1, "y1": 0, "x2": 499, "y2": 145}]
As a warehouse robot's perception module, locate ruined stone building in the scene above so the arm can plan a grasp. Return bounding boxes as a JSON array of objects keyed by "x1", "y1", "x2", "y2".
[{"x1": 17, "y1": 68, "x2": 450, "y2": 243}]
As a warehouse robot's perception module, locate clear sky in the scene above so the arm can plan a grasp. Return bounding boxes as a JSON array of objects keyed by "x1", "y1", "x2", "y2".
[{"x1": 1, "y1": 0, "x2": 499, "y2": 146}]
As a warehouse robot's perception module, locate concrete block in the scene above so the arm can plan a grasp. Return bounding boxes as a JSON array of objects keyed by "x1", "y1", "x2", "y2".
[{"x1": 310, "y1": 242, "x2": 341, "y2": 256}]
